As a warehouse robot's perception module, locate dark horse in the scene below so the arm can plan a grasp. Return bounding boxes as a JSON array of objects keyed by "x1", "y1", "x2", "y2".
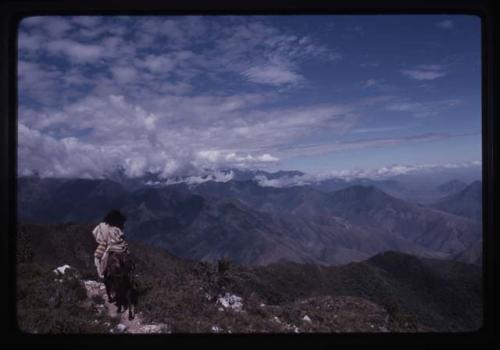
[{"x1": 104, "y1": 251, "x2": 138, "y2": 320}]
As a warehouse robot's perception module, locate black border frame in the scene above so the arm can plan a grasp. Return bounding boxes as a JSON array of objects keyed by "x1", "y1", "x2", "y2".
[{"x1": 1, "y1": 0, "x2": 497, "y2": 345}]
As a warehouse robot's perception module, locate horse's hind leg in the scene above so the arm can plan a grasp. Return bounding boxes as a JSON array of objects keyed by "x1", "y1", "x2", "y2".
[
  {"x1": 128, "y1": 291, "x2": 135, "y2": 320},
  {"x1": 104, "y1": 278, "x2": 115, "y2": 303}
]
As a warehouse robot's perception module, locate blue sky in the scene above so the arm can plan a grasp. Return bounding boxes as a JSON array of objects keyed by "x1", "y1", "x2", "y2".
[{"x1": 17, "y1": 15, "x2": 482, "y2": 179}]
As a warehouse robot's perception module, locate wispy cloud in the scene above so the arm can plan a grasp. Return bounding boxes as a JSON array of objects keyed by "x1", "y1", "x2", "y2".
[
  {"x1": 363, "y1": 79, "x2": 377, "y2": 88},
  {"x1": 359, "y1": 62, "x2": 380, "y2": 68},
  {"x1": 401, "y1": 64, "x2": 447, "y2": 81},
  {"x1": 276, "y1": 132, "x2": 476, "y2": 158},
  {"x1": 242, "y1": 62, "x2": 303, "y2": 86},
  {"x1": 351, "y1": 124, "x2": 417, "y2": 134},
  {"x1": 385, "y1": 98, "x2": 461, "y2": 118}
]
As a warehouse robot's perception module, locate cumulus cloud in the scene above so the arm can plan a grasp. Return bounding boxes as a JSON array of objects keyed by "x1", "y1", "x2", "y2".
[
  {"x1": 46, "y1": 39, "x2": 106, "y2": 63},
  {"x1": 139, "y1": 54, "x2": 176, "y2": 74},
  {"x1": 18, "y1": 16, "x2": 475, "y2": 180},
  {"x1": 72, "y1": 16, "x2": 103, "y2": 28},
  {"x1": 110, "y1": 66, "x2": 139, "y2": 84}
]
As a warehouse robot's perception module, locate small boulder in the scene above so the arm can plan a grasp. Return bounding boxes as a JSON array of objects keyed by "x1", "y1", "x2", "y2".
[
  {"x1": 53, "y1": 264, "x2": 71, "y2": 275},
  {"x1": 116, "y1": 323, "x2": 127, "y2": 333}
]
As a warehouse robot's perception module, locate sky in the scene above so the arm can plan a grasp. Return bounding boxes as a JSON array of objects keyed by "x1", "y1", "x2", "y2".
[{"x1": 17, "y1": 15, "x2": 482, "y2": 180}]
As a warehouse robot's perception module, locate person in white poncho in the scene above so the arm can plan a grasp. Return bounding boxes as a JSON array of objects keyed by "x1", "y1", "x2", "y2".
[{"x1": 92, "y1": 210, "x2": 129, "y2": 279}]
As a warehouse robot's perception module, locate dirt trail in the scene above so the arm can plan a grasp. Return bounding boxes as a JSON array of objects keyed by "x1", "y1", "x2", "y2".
[{"x1": 83, "y1": 279, "x2": 169, "y2": 334}]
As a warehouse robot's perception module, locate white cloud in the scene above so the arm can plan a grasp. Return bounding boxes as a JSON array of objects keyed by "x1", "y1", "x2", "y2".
[
  {"x1": 254, "y1": 160, "x2": 482, "y2": 187},
  {"x1": 46, "y1": 39, "x2": 105, "y2": 63},
  {"x1": 110, "y1": 66, "x2": 138, "y2": 84},
  {"x1": 243, "y1": 63, "x2": 303, "y2": 86},
  {"x1": 44, "y1": 17, "x2": 73, "y2": 37},
  {"x1": 385, "y1": 98, "x2": 460, "y2": 118},
  {"x1": 18, "y1": 90, "x2": 293, "y2": 178},
  {"x1": 72, "y1": 16, "x2": 102, "y2": 28},
  {"x1": 401, "y1": 64, "x2": 447, "y2": 81},
  {"x1": 184, "y1": 170, "x2": 235, "y2": 185},
  {"x1": 18, "y1": 16, "x2": 475, "y2": 180},
  {"x1": 363, "y1": 79, "x2": 377, "y2": 88},
  {"x1": 194, "y1": 150, "x2": 280, "y2": 170},
  {"x1": 255, "y1": 173, "x2": 315, "y2": 187},
  {"x1": 18, "y1": 31, "x2": 44, "y2": 52},
  {"x1": 139, "y1": 54, "x2": 176, "y2": 74}
]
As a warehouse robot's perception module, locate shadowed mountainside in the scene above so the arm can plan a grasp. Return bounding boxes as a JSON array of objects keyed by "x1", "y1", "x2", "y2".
[{"x1": 432, "y1": 181, "x2": 482, "y2": 223}]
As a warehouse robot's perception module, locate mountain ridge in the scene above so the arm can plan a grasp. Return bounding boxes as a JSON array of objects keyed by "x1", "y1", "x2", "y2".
[{"x1": 18, "y1": 176, "x2": 482, "y2": 266}]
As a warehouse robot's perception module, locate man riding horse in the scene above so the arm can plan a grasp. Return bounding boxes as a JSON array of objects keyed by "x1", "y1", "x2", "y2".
[{"x1": 92, "y1": 210, "x2": 137, "y2": 319}]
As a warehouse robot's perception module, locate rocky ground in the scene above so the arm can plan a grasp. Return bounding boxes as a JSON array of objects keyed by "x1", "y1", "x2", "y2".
[{"x1": 81, "y1": 279, "x2": 169, "y2": 334}]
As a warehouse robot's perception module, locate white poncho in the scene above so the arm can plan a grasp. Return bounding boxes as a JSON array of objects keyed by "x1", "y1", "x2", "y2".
[{"x1": 92, "y1": 222, "x2": 128, "y2": 277}]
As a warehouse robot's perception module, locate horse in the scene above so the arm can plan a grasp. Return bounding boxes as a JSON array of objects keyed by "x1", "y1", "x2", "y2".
[{"x1": 103, "y1": 251, "x2": 138, "y2": 320}]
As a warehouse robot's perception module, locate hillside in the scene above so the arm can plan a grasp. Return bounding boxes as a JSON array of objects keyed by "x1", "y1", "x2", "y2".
[
  {"x1": 326, "y1": 185, "x2": 481, "y2": 255},
  {"x1": 16, "y1": 223, "x2": 482, "y2": 333},
  {"x1": 432, "y1": 181, "x2": 482, "y2": 223}
]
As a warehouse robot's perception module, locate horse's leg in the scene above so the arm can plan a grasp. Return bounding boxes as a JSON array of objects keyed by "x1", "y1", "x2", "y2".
[
  {"x1": 128, "y1": 302, "x2": 135, "y2": 320},
  {"x1": 127, "y1": 285, "x2": 135, "y2": 320},
  {"x1": 104, "y1": 278, "x2": 115, "y2": 303}
]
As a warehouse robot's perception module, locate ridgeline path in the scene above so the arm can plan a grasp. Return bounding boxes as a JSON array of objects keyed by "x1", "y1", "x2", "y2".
[{"x1": 83, "y1": 279, "x2": 170, "y2": 334}]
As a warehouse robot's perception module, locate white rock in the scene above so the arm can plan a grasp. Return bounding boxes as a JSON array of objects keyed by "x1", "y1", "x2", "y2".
[
  {"x1": 53, "y1": 264, "x2": 71, "y2": 275},
  {"x1": 141, "y1": 324, "x2": 164, "y2": 333},
  {"x1": 217, "y1": 293, "x2": 243, "y2": 312},
  {"x1": 302, "y1": 315, "x2": 312, "y2": 323},
  {"x1": 116, "y1": 323, "x2": 127, "y2": 333},
  {"x1": 211, "y1": 325, "x2": 222, "y2": 333}
]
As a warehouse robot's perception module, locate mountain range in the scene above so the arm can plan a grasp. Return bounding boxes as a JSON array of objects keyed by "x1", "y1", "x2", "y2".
[{"x1": 17, "y1": 169, "x2": 483, "y2": 266}]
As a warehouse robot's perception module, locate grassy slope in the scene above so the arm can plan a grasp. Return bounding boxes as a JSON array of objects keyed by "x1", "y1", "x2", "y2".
[{"x1": 16, "y1": 223, "x2": 481, "y2": 333}]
